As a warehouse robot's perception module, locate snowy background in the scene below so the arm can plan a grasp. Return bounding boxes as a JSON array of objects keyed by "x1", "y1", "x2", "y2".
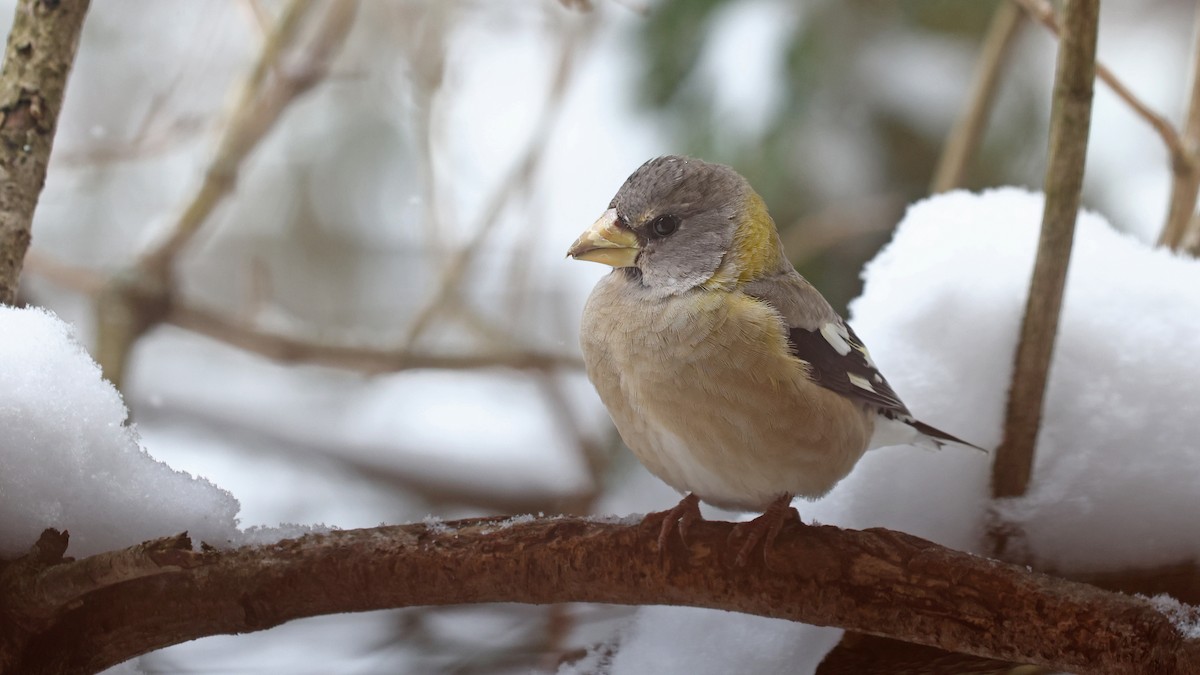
[{"x1": 2, "y1": 1, "x2": 1199, "y2": 673}]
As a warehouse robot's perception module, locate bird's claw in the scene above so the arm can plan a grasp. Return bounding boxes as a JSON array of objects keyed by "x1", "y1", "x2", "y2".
[
  {"x1": 729, "y1": 494, "x2": 800, "y2": 567},
  {"x1": 651, "y1": 493, "x2": 703, "y2": 558}
]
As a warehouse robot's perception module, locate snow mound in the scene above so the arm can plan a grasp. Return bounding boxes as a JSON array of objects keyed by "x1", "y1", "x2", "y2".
[{"x1": 0, "y1": 306, "x2": 240, "y2": 557}]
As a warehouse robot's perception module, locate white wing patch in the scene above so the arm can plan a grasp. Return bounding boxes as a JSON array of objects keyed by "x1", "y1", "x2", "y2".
[
  {"x1": 869, "y1": 413, "x2": 938, "y2": 451},
  {"x1": 847, "y1": 373, "x2": 876, "y2": 393},
  {"x1": 819, "y1": 322, "x2": 852, "y2": 356}
]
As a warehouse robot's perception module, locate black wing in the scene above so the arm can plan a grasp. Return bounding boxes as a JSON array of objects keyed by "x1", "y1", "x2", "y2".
[
  {"x1": 786, "y1": 322, "x2": 983, "y2": 449},
  {"x1": 785, "y1": 320, "x2": 913, "y2": 419}
]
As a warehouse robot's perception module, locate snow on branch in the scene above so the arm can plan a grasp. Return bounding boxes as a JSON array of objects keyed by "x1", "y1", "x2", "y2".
[{"x1": 2, "y1": 516, "x2": 1198, "y2": 675}]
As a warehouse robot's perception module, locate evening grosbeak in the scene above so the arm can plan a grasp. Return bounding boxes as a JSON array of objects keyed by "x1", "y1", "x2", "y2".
[{"x1": 567, "y1": 155, "x2": 979, "y2": 564}]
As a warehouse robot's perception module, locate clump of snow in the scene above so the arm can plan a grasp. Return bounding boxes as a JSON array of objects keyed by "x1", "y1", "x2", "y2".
[
  {"x1": 0, "y1": 306, "x2": 240, "y2": 557},
  {"x1": 1146, "y1": 594, "x2": 1200, "y2": 639},
  {"x1": 494, "y1": 513, "x2": 537, "y2": 529},
  {"x1": 239, "y1": 523, "x2": 332, "y2": 546},
  {"x1": 845, "y1": 187, "x2": 1200, "y2": 572},
  {"x1": 601, "y1": 188, "x2": 1200, "y2": 673},
  {"x1": 585, "y1": 512, "x2": 646, "y2": 526},
  {"x1": 423, "y1": 515, "x2": 453, "y2": 535}
]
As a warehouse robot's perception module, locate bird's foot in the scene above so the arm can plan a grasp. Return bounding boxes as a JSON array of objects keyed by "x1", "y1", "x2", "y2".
[
  {"x1": 650, "y1": 493, "x2": 703, "y2": 557},
  {"x1": 729, "y1": 494, "x2": 800, "y2": 567}
]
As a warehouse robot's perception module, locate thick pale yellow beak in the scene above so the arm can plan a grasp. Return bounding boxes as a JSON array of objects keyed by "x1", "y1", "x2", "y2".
[{"x1": 566, "y1": 208, "x2": 640, "y2": 268}]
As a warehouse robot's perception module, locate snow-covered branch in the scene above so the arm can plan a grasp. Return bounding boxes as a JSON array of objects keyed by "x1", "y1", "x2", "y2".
[{"x1": 2, "y1": 516, "x2": 1198, "y2": 675}]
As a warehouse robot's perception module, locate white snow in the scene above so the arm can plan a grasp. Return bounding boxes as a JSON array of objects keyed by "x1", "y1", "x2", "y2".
[
  {"x1": 423, "y1": 514, "x2": 453, "y2": 535},
  {"x1": 1147, "y1": 594, "x2": 1200, "y2": 639},
  {"x1": 597, "y1": 188, "x2": 1200, "y2": 673},
  {"x1": 0, "y1": 306, "x2": 241, "y2": 557},
  {"x1": 847, "y1": 188, "x2": 1200, "y2": 572}
]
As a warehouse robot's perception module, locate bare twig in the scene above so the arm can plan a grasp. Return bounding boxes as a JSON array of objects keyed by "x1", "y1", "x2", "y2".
[
  {"x1": 407, "y1": 2, "x2": 451, "y2": 251},
  {"x1": 90, "y1": 0, "x2": 357, "y2": 387},
  {"x1": 931, "y1": 1, "x2": 1023, "y2": 193},
  {"x1": 22, "y1": 252, "x2": 585, "y2": 375},
  {"x1": 0, "y1": 0, "x2": 90, "y2": 305},
  {"x1": 137, "y1": 0, "x2": 356, "y2": 278},
  {"x1": 21, "y1": 249, "x2": 104, "y2": 294},
  {"x1": 1013, "y1": 0, "x2": 1191, "y2": 173},
  {"x1": 1161, "y1": 6, "x2": 1200, "y2": 250},
  {"x1": 398, "y1": 19, "x2": 588, "y2": 355},
  {"x1": 167, "y1": 303, "x2": 583, "y2": 374},
  {"x1": 992, "y1": 0, "x2": 1098, "y2": 500},
  {"x1": 4, "y1": 520, "x2": 1200, "y2": 675}
]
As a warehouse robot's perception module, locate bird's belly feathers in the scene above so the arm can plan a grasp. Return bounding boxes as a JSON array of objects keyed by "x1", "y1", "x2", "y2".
[{"x1": 580, "y1": 275, "x2": 872, "y2": 512}]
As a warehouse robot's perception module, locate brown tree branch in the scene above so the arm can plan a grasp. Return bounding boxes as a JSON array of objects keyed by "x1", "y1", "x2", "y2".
[
  {"x1": 21, "y1": 251, "x2": 584, "y2": 376},
  {"x1": 930, "y1": 1, "x2": 1023, "y2": 194},
  {"x1": 167, "y1": 303, "x2": 584, "y2": 374},
  {"x1": 0, "y1": 0, "x2": 89, "y2": 305},
  {"x1": 1161, "y1": 6, "x2": 1200, "y2": 250},
  {"x1": 992, "y1": 0, "x2": 1098, "y2": 499},
  {"x1": 2, "y1": 518, "x2": 1199, "y2": 675},
  {"x1": 1013, "y1": 0, "x2": 1191, "y2": 173}
]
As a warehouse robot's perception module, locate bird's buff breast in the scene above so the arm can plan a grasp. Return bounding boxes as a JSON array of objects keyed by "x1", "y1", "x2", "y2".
[{"x1": 580, "y1": 273, "x2": 871, "y2": 511}]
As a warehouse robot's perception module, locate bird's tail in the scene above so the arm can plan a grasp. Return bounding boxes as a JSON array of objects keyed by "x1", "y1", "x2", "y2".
[
  {"x1": 909, "y1": 419, "x2": 988, "y2": 453},
  {"x1": 868, "y1": 414, "x2": 987, "y2": 453}
]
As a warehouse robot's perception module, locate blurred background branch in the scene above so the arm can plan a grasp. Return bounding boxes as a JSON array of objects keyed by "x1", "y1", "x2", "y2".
[
  {"x1": 930, "y1": 1, "x2": 1022, "y2": 193},
  {"x1": 1160, "y1": 4, "x2": 1200, "y2": 250},
  {"x1": 92, "y1": 0, "x2": 359, "y2": 389}
]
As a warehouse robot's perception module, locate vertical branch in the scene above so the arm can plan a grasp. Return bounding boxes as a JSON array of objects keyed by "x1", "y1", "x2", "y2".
[
  {"x1": 1160, "y1": 5, "x2": 1200, "y2": 250},
  {"x1": 992, "y1": 0, "x2": 1099, "y2": 499},
  {"x1": 0, "y1": 0, "x2": 90, "y2": 305},
  {"x1": 930, "y1": 1, "x2": 1023, "y2": 194}
]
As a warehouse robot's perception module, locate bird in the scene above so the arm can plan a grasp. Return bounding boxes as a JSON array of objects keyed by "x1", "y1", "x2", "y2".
[{"x1": 566, "y1": 155, "x2": 980, "y2": 565}]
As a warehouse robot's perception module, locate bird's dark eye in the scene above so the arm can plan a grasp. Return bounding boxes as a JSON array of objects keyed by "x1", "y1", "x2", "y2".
[{"x1": 649, "y1": 214, "x2": 679, "y2": 238}]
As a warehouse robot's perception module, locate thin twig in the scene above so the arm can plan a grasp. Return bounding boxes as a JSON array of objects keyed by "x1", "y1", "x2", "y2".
[
  {"x1": 1012, "y1": 0, "x2": 1191, "y2": 173},
  {"x1": 22, "y1": 252, "x2": 584, "y2": 375},
  {"x1": 136, "y1": 0, "x2": 356, "y2": 277},
  {"x1": 931, "y1": 1, "x2": 1023, "y2": 193},
  {"x1": 992, "y1": 0, "x2": 1099, "y2": 500},
  {"x1": 167, "y1": 303, "x2": 583, "y2": 374},
  {"x1": 0, "y1": 0, "x2": 91, "y2": 305},
  {"x1": 92, "y1": 0, "x2": 357, "y2": 388},
  {"x1": 1160, "y1": 5, "x2": 1200, "y2": 250},
  {"x1": 398, "y1": 20, "x2": 587, "y2": 355},
  {"x1": 407, "y1": 2, "x2": 450, "y2": 251}
]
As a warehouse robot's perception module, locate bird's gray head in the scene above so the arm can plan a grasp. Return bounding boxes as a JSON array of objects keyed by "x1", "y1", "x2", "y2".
[{"x1": 567, "y1": 155, "x2": 771, "y2": 295}]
